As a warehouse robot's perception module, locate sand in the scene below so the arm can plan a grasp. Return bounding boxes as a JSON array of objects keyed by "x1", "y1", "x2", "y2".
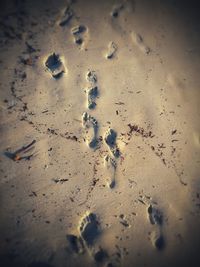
[{"x1": 0, "y1": 0, "x2": 200, "y2": 266}]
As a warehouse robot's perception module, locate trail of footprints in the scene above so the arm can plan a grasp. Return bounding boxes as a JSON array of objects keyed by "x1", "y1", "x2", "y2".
[
  {"x1": 58, "y1": 1, "x2": 89, "y2": 48},
  {"x1": 66, "y1": 204, "x2": 165, "y2": 266},
  {"x1": 45, "y1": 1, "x2": 150, "y2": 78},
  {"x1": 77, "y1": 69, "x2": 123, "y2": 264},
  {"x1": 81, "y1": 69, "x2": 120, "y2": 189},
  {"x1": 43, "y1": 3, "x2": 157, "y2": 266}
]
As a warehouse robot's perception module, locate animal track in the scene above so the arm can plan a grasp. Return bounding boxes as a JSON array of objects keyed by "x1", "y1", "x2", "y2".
[
  {"x1": 82, "y1": 112, "x2": 98, "y2": 148},
  {"x1": 85, "y1": 86, "x2": 98, "y2": 109},
  {"x1": 78, "y1": 212, "x2": 99, "y2": 247},
  {"x1": 105, "y1": 41, "x2": 117, "y2": 59},
  {"x1": 131, "y1": 32, "x2": 150, "y2": 55},
  {"x1": 104, "y1": 155, "x2": 116, "y2": 188},
  {"x1": 45, "y1": 53, "x2": 65, "y2": 79},
  {"x1": 104, "y1": 128, "x2": 120, "y2": 157}
]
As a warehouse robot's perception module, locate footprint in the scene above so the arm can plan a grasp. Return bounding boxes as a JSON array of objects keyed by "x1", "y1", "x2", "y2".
[
  {"x1": 104, "y1": 155, "x2": 116, "y2": 188},
  {"x1": 86, "y1": 70, "x2": 97, "y2": 85},
  {"x1": 104, "y1": 128, "x2": 120, "y2": 157},
  {"x1": 85, "y1": 71, "x2": 98, "y2": 108},
  {"x1": 147, "y1": 204, "x2": 165, "y2": 250},
  {"x1": 78, "y1": 213, "x2": 108, "y2": 263},
  {"x1": 71, "y1": 25, "x2": 86, "y2": 35},
  {"x1": 78, "y1": 212, "x2": 99, "y2": 247},
  {"x1": 85, "y1": 86, "x2": 98, "y2": 109},
  {"x1": 71, "y1": 24, "x2": 87, "y2": 46},
  {"x1": 147, "y1": 204, "x2": 163, "y2": 225},
  {"x1": 45, "y1": 53, "x2": 65, "y2": 79},
  {"x1": 131, "y1": 32, "x2": 150, "y2": 55},
  {"x1": 66, "y1": 234, "x2": 84, "y2": 254},
  {"x1": 110, "y1": 3, "x2": 124, "y2": 18},
  {"x1": 150, "y1": 230, "x2": 165, "y2": 250},
  {"x1": 82, "y1": 112, "x2": 98, "y2": 148},
  {"x1": 58, "y1": 6, "x2": 73, "y2": 26},
  {"x1": 66, "y1": 212, "x2": 109, "y2": 263},
  {"x1": 119, "y1": 214, "x2": 130, "y2": 227},
  {"x1": 105, "y1": 41, "x2": 117, "y2": 59}
]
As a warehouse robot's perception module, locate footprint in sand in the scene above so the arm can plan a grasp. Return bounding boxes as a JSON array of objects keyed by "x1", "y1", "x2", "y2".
[
  {"x1": 119, "y1": 214, "x2": 130, "y2": 227},
  {"x1": 78, "y1": 212, "x2": 99, "y2": 247},
  {"x1": 79, "y1": 212, "x2": 108, "y2": 263},
  {"x1": 147, "y1": 204, "x2": 163, "y2": 225},
  {"x1": 85, "y1": 86, "x2": 98, "y2": 109},
  {"x1": 84, "y1": 70, "x2": 98, "y2": 109},
  {"x1": 66, "y1": 212, "x2": 99, "y2": 252},
  {"x1": 67, "y1": 212, "x2": 108, "y2": 264},
  {"x1": 105, "y1": 41, "x2": 117, "y2": 59},
  {"x1": 82, "y1": 112, "x2": 98, "y2": 148},
  {"x1": 104, "y1": 128, "x2": 120, "y2": 158},
  {"x1": 110, "y1": 3, "x2": 124, "y2": 18},
  {"x1": 45, "y1": 53, "x2": 65, "y2": 79},
  {"x1": 86, "y1": 70, "x2": 97, "y2": 85},
  {"x1": 104, "y1": 155, "x2": 116, "y2": 188},
  {"x1": 131, "y1": 32, "x2": 150, "y2": 55},
  {"x1": 71, "y1": 25, "x2": 86, "y2": 35},
  {"x1": 58, "y1": 5, "x2": 73, "y2": 26},
  {"x1": 147, "y1": 204, "x2": 165, "y2": 250},
  {"x1": 71, "y1": 24, "x2": 87, "y2": 46}
]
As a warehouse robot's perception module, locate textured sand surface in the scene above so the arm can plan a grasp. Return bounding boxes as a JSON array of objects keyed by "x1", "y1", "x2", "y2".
[{"x1": 0, "y1": 0, "x2": 200, "y2": 267}]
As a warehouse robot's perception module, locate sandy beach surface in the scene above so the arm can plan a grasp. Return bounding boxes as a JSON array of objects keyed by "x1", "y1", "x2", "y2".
[{"x1": 0, "y1": 0, "x2": 200, "y2": 266}]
